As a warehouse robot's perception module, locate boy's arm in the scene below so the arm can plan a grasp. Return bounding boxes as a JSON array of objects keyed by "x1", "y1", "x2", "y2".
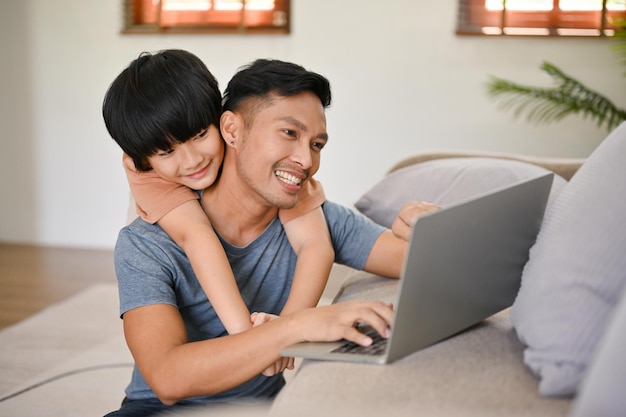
[
  {"x1": 124, "y1": 154, "x2": 251, "y2": 334},
  {"x1": 123, "y1": 154, "x2": 197, "y2": 224},
  {"x1": 159, "y1": 201, "x2": 252, "y2": 334},
  {"x1": 281, "y1": 207, "x2": 335, "y2": 316}
]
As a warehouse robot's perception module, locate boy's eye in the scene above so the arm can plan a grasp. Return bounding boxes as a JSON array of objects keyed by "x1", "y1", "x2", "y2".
[
  {"x1": 158, "y1": 149, "x2": 174, "y2": 157},
  {"x1": 195, "y1": 129, "x2": 208, "y2": 140},
  {"x1": 282, "y1": 129, "x2": 296, "y2": 137}
]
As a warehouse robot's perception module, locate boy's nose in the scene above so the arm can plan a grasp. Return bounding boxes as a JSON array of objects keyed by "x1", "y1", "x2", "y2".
[{"x1": 179, "y1": 144, "x2": 203, "y2": 170}]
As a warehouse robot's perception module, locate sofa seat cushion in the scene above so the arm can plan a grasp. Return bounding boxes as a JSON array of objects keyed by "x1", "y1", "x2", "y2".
[{"x1": 269, "y1": 273, "x2": 572, "y2": 417}]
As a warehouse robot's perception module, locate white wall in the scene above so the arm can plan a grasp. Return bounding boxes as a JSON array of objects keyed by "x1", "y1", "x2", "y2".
[{"x1": 1, "y1": 0, "x2": 624, "y2": 249}]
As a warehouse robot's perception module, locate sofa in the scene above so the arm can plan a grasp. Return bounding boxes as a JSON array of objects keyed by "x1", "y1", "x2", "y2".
[{"x1": 268, "y1": 122, "x2": 626, "y2": 417}]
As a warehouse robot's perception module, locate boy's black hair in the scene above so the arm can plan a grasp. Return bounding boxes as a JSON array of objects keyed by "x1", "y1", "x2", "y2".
[
  {"x1": 102, "y1": 49, "x2": 222, "y2": 171},
  {"x1": 222, "y1": 59, "x2": 331, "y2": 122}
]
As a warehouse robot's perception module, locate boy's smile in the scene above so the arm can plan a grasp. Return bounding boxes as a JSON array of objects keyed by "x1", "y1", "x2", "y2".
[
  {"x1": 147, "y1": 125, "x2": 224, "y2": 191},
  {"x1": 186, "y1": 164, "x2": 210, "y2": 181}
]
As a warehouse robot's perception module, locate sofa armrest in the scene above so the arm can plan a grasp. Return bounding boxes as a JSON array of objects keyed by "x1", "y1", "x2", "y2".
[{"x1": 388, "y1": 150, "x2": 585, "y2": 181}]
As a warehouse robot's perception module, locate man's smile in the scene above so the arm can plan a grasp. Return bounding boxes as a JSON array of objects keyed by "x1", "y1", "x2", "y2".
[{"x1": 275, "y1": 169, "x2": 303, "y2": 188}]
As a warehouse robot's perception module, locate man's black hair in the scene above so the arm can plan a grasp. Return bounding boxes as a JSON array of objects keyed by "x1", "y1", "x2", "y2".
[
  {"x1": 102, "y1": 49, "x2": 222, "y2": 171},
  {"x1": 222, "y1": 59, "x2": 331, "y2": 118}
]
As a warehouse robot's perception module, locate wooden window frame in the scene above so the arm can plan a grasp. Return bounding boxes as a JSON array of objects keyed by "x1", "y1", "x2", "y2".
[
  {"x1": 457, "y1": 0, "x2": 626, "y2": 37},
  {"x1": 123, "y1": 0, "x2": 290, "y2": 35}
]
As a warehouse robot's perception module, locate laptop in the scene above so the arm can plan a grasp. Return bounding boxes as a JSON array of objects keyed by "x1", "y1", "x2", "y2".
[{"x1": 281, "y1": 173, "x2": 554, "y2": 364}]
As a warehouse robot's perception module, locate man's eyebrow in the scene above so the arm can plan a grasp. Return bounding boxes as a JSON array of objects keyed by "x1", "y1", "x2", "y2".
[{"x1": 280, "y1": 116, "x2": 329, "y2": 140}]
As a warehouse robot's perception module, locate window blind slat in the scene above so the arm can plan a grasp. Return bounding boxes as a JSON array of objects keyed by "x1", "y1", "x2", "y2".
[
  {"x1": 122, "y1": 0, "x2": 290, "y2": 34},
  {"x1": 457, "y1": 0, "x2": 626, "y2": 36}
]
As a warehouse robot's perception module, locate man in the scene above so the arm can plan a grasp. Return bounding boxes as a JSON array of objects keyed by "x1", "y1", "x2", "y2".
[{"x1": 106, "y1": 58, "x2": 433, "y2": 416}]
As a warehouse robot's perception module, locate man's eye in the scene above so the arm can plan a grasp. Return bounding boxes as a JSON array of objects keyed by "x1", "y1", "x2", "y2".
[
  {"x1": 282, "y1": 129, "x2": 296, "y2": 137},
  {"x1": 312, "y1": 141, "x2": 326, "y2": 151},
  {"x1": 158, "y1": 149, "x2": 174, "y2": 157}
]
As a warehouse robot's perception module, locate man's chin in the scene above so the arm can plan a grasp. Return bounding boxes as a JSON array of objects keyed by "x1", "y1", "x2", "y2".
[
  {"x1": 273, "y1": 196, "x2": 298, "y2": 211},
  {"x1": 277, "y1": 202, "x2": 297, "y2": 211}
]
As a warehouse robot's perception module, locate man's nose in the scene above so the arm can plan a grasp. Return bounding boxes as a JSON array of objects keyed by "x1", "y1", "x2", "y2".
[{"x1": 292, "y1": 141, "x2": 312, "y2": 169}]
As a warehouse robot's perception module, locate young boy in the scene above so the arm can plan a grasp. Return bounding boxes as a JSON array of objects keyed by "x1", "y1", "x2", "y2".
[{"x1": 102, "y1": 50, "x2": 335, "y2": 343}]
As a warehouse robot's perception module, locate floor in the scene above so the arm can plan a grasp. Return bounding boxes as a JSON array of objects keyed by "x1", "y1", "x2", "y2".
[
  {"x1": 0, "y1": 242, "x2": 353, "y2": 331},
  {"x1": 0, "y1": 243, "x2": 116, "y2": 330}
]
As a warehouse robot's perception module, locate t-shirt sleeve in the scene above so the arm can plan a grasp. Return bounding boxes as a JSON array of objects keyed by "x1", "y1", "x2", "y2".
[
  {"x1": 114, "y1": 224, "x2": 179, "y2": 317},
  {"x1": 322, "y1": 201, "x2": 387, "y2": 271},
  {"x1": 278, "y1": 178, "x2": 326, "y2": 224},
  {"x1": 123, "y1": 154, "x2": 198, "y2": 224}
]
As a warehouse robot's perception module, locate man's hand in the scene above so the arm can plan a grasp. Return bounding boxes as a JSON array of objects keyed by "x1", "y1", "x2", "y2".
[
  {"x1": 251, "y1": 312, "x2": 295, "y2": 376},
  {"x1": 391, "y1": 201, "x2": 440, "y2": 241},
  {"x1": 292, "y1": 300, "x2": 394, "y2": 347}
]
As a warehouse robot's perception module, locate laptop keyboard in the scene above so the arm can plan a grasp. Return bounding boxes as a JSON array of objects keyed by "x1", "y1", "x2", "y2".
[{"x1": 331, "y1": 327, "x2": 388, "y2": 356}]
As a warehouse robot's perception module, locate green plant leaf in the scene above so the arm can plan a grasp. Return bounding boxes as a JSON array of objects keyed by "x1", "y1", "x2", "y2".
[{"x1": 486, "y1": 61, "x2": 626, "y2": 132}]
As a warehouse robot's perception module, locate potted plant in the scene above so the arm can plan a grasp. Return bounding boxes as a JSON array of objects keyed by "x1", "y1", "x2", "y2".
[{"x1": 486, "y1": 26, "x2": 626, "y2": 132}]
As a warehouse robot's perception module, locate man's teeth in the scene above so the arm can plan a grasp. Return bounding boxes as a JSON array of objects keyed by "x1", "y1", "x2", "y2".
[{"x1": 275, "y1": 170, "x2": 302, "y2": 186}]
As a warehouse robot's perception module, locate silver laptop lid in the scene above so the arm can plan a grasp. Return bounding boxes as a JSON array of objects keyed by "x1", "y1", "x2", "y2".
[
  {"x1": 281, "y1": 173, "x2": 553, "y2": 364},
  {"x1": 386, "y1": 173, "x2": 553, "y2": 362}
]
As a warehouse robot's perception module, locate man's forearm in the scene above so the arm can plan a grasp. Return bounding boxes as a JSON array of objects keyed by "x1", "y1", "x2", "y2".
[
  {"x1": 362, "y1": 230, "x2": 407, "y2": 278},
  {"x1": 124, "y1": 305, "x2": 298, "y2": 405}
]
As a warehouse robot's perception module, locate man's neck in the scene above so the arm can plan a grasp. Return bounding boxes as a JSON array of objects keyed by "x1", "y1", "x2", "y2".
[{"x1": 201, "y1": 169, "x2": 279, "y2": 248}]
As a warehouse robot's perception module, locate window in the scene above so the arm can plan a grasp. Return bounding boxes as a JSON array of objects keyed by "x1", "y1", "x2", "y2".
[
  {"x1": 457, "y1": 0, "x2": 626, "y2": 36},
  {"x1": 123, "y1": 0, "x2": 290, "y2": 34}
]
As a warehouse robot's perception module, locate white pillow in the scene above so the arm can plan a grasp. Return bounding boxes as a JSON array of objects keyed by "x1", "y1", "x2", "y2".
[
  {"x1": 354, "y1": 157, "x2": 567, "y2": 228},
  {"x1": 511, "y1": 122, "x2": 626, "y2": 397},
  {"x1": 570, "y1": 285, "x2": 626, "y2": 417}
]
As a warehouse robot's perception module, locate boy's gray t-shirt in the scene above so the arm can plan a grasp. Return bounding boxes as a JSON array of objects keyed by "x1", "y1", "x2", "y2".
[{"x1": 114, "y1": 201, "x2": 385, "y2": 403}]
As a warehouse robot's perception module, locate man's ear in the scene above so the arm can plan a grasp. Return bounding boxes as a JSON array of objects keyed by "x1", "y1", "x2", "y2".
[{"x1": 220, "y1": 111, "x2": 242, "y2": 147}]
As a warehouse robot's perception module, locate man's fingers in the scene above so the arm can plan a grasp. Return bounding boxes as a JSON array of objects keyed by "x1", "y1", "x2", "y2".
[
  {"x1": 342, "y1": 326, "x2": 374, "y2": 346},
  {"x1": 391, "y1": 218, "x2": 411, "y2": 241},
  {"x1": 400, "y1": 201, "x2": 440, "y2": 222},
  {"x1": 294, "y1": 300, "x2": 394, "y2": 346},
  {"x1": 392, "y1": 201, "x2": 441, "y2": 241},
  {"x1": 337, "y1": 301, "x2": 394, "y2": 346}
]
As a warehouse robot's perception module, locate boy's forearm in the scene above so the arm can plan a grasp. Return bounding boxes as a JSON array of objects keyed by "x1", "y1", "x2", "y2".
[
  {"x1": 280, "y1": 241, "x2": 335, "y2": 315},
  {"x1": 282, "y1": 206, "x2": 336, "y2": 315},
  {"x1": 184, "y1": 229, "x2": 252, "y2": 334},
  {"x1": 159, "y1": 202, "x2": 252, "y2": 334}
]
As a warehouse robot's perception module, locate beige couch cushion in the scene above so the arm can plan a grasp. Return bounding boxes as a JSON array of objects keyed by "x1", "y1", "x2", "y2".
[
  {"x1": 269, "y1": 273, "x2": 571, "y2": 417},
  {"x1": 511, "y1": 122, "x2": 626, "y2": 397}
]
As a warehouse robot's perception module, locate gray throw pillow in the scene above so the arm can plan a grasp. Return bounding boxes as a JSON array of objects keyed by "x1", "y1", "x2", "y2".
[
  {"x1": 354, "y1": 157, "x2": 567, "y2": 228},
  {"x1": 511, "y1": 122, "x2": 626, "y2": 397},
  {"x1": 569, "y1": 285, "x2": 626, "y2": 417}
]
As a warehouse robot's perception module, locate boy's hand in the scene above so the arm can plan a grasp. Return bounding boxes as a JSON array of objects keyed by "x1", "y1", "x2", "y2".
[
  {"x1": 251, "y1": 312, "x2": 295, "y2": 376},
  {"x1": 391, "y1": 201, "x2": 440, "y2": 241}
]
